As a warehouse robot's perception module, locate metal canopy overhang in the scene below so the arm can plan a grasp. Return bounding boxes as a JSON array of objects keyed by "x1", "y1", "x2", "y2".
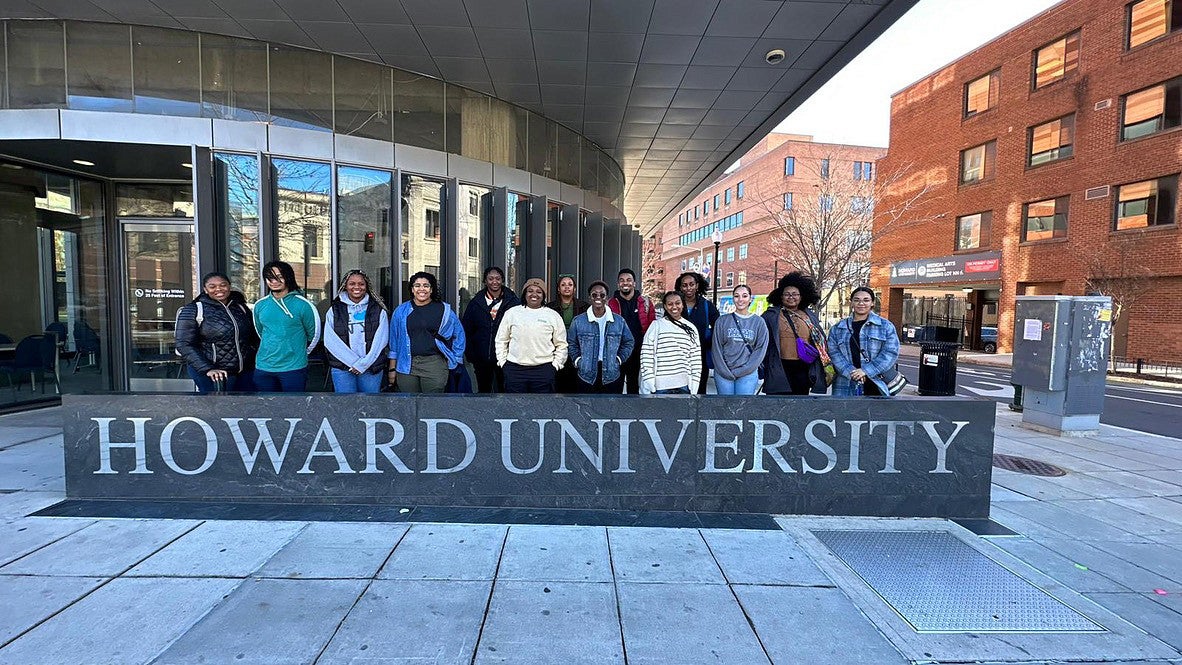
[{"x1": 0, "y1": 0, "x2": 917, "y2": 233}]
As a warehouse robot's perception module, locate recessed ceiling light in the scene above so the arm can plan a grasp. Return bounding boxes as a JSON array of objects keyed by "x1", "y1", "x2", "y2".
[
  {"x1": 765, "y1": 49, "x2": 786, "y2": 65},
  {"x1": 72, "y1": 159, "x2": 96, "y2": 167},
  {"x1": 181, "y1": 162, "x2": 193, "y2": 168}
]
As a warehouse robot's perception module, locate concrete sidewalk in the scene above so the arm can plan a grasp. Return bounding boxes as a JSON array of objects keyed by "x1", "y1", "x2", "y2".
[{"x1": 0, "y1": 405, "x2": 1180, "y2": 664}]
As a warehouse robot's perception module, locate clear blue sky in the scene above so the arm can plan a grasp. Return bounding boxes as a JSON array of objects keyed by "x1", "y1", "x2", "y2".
[{"x1": 774, "y1": 0, "x2": 1063, "y2": 147}]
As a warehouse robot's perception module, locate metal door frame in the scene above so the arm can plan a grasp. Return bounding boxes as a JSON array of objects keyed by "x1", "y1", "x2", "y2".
[{"x1": 117, "y1": 218, "x2": 197, "y2": 392}]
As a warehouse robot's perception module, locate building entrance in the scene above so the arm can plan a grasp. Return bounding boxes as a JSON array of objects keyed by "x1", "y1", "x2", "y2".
[{"x1": 120, "y1": 220, "x2": 196, "y2": 392}]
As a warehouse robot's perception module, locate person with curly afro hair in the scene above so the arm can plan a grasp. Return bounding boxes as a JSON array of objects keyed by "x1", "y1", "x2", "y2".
[{"x1": 760, "y1": 272, "x2": 829, "y2": 395}]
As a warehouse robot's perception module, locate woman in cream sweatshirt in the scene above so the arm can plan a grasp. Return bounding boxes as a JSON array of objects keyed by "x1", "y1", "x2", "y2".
[
  {"x1": 640, "y1": 291, "x2": 701, "y2": 395},
  {"x1": 495, "y1": 278, "x2": 568, "y2": 393}
]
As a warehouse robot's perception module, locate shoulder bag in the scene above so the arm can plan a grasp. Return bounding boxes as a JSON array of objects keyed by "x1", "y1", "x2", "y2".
[
  {"x1": 860, "y1": 349, "x2": 908, "y2": 396},
  {"x1": 782, "y1": 310, "x2": 820, "y2": 364}
]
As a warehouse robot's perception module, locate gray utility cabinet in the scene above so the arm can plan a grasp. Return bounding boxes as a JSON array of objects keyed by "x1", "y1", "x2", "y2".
[{"x1": 1012, "y1": 295, "x2": 1112, "y2": 435}]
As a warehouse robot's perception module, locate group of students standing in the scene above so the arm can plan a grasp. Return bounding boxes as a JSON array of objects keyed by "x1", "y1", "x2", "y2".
[{"x1": 175, "y1": 260, "x2": 900, "y2": 397}]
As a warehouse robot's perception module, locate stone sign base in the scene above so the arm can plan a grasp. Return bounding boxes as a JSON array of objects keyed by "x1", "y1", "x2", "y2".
[{"x1": 63, "y1": 394, "x2": 996, "y2": 518}]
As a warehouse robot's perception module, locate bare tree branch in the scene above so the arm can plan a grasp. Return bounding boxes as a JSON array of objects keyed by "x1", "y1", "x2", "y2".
[
  {"x1": 1077, "y1": 235, "x2": 1154, "y2": 369},
  {"x1": 749, "y1": 157, "x2": 941, "y2": 315}
]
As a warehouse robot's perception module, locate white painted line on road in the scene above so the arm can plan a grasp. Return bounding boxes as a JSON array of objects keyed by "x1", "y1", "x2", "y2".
[
  {"x1": 1106, "y1": 394, "x2": 1182, "y2": 408},
  {"x1": 964, "y1": 385, "x2": 1014, "y2": 399}
]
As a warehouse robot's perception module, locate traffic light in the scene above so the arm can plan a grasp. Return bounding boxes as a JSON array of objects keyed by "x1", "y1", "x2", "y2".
[{"x1": 364, "y1": 231, "x2": 375, "y2": 253}]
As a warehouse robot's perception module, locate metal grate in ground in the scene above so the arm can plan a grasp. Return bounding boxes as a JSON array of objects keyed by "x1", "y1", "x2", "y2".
[
  {"x1": 993, "y1": 453, "x2": 1067, "y2": 477},
  {"x1": 813, "y1": 530, "x2": 1104, "y2": 634}
]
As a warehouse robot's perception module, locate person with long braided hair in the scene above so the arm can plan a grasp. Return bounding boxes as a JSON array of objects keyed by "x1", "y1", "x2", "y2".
[{"x1": 323, "y1": 269, "x2": 389, "y2": 393}]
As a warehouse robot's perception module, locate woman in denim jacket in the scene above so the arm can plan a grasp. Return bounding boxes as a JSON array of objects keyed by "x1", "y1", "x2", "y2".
[
  {"x1": 827, "y1": 286, "x2": 900, "y2": 397},
  {"x1": 567, "y1": 281, "x2": 635, "y2": 393}
]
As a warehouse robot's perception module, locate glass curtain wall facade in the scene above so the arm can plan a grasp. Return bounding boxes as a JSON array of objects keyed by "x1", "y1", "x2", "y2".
[
  {"x1": 0, "y1": 20, "x2": 625, "y2": 205},
  {"x1": 0, "y1": 18, "x2": 630, "y2": 405},
  {"x1": 0, "y1": 163, "x2": 111, "y2": 408}
]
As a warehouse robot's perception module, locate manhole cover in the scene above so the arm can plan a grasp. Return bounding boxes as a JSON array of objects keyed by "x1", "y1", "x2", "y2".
[{"x1": 993, "y1": 454, "x2": 1066, "y2": 477}]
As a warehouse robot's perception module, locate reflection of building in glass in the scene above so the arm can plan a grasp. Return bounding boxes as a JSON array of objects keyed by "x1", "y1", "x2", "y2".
[
  {"x1": 401, "y1": 175, "x2": 443, "y2": 300},
  {"x1": 276, "y1": 185, "x2": 331, "y2": 303}
]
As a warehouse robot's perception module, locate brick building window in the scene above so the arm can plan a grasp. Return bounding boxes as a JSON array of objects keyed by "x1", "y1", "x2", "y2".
[
  {"x1": 853, "y1": 161, "x2": 874, "y2": 180},
  {"x1": 819, "y1": 195, "x2": 834, "y2": 213},
  {"x1": 1127, "y1": 0, "x2": 1181, "y2": 49},
  {"x1": 784, "y1": 156, "x2": 795, "y2": 175},
  {"x1": 739, "y1": 244, "x2": 748, "y2": 259},
  {"x1": 724, "y1": 189, "x2": 731, "y2": 205},
  {"x1": 704, "y1": 199, "x2": 710, "y2": 214},
  {"x1": 956, "y1": 211, "x2": 992, "y2": 250},
  {"x1": 1028, "y1": 114, "x2": 1075, "y2": 166},
  {"x1": 694, "y1": 205, "x2": 700, "y2": 220},
  {"x1": 725, "y1": 272, "x2": 734, "y2": 287},
  {"x1": 783, "y1": 192, "x2": 793, "y2": 210},
  {"x1": 1032, "y1": 30, "x2": 1080, "y2": 90},
  {"x1": 1121, "y1": 77, "x2": 1182, "y2": 140},
  {"x1": 737, "y1": 181, "x2": 745, "y2": 199},
  {"x1": 960, "y1": 140, "x2": 997, "y2": 184},
  {"x1": 726, "y1": 247, "x2": 734, "y2": 262},
  {"x1": 713, "y1": 194, "x2": 720, "y2": 210},
  {"x1": 964, "y1": 70, "x2": 1000, "y2": 117},
  {"x1": 1022, "y1": 196, "x2": 1069, "y2": 242},
  {"x1": 820, "y1": 158, "x2": 830, "y2": 179},
  {"x1": 1115, "y1": 175, "x2": 1178, "y2": 229}
]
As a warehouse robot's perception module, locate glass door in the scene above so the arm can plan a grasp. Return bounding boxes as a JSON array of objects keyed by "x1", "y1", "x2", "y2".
[{"x1": 121, "y1": 220, "x2": 197, "y2": 391}]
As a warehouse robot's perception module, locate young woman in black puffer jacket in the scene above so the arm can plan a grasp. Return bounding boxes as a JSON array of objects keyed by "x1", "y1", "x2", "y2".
[{"x1": 175, "y1": 272, "x2": 259, "y2": 393}]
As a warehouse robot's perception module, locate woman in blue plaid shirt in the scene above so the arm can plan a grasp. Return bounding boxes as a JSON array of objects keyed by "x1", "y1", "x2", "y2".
[{"x1": 827, "y1": 287, "x2": 900, "y2": 397}]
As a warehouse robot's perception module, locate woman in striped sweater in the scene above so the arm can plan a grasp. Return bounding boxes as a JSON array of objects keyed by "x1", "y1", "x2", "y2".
[{"x1": 640, "y1": 291, "x2": 702, "y2": 395}]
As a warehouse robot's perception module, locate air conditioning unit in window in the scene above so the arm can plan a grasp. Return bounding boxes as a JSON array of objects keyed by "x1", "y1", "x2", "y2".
[
  {"x1": 1094, "y1": 99, "x2": 1112, "y2": 110},
  {"x1": 1085, "y1": 185, "x2": 1110, "y2": 200}
]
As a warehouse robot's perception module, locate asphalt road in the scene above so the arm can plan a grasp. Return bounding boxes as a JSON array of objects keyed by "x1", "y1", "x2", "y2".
[{"x1": 895, "y1": 357, "x2": 1182, "y2": 438}]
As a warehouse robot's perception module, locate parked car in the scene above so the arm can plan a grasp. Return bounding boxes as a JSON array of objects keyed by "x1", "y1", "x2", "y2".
[{"x1": 980, "y1": 326, "x2": 998, "y2": 353}]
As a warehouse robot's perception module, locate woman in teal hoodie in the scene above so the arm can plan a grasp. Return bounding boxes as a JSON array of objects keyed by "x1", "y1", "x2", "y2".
[{"x1": 253, "y1": 260, "x2": 321, "y2": 392}]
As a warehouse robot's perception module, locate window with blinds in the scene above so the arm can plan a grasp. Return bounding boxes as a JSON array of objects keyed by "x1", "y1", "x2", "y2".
[{"x1": 1032, "y1": 31, "x2": 1080, "y2": 90}]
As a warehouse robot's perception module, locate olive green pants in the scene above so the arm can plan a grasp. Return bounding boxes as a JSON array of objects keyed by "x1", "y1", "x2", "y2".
[{"x1": 396, "y1": 353, "x2": 449, "y2": 393}]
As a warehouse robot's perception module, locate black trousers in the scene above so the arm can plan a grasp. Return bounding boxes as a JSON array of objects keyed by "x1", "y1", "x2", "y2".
[
  {"x1": 502, "y1": 361, "x2": 556, "y2": 393},
  {"x1": 471, "y1": 359, "x2": 504, "y2": 394},
  {"x1": 555, "y1": 362, "x2": 580, "y2": 393},
  {"x1": 621, "y1": 352, "x2": 641, "y2": 394},
  {"x1": 577, "y1": 362, "x2": 625, "y2": 394},
  {"x1": 782, "y1": 359, "x2": 813, "y2": 395}
]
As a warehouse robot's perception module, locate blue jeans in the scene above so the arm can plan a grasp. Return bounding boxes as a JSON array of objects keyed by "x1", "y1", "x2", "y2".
[
  {"x1": 187, "y1": 367, "x2": 250, "y2": 394},
  {"x1": 253, "y1": 368, "x2": 307, "y2": 392},
  {"x1": 331, "y1": 368, "x2": 383, "y2": 394},
  {"x1": 714, "y1": 372, "x2": 760, "y2": 395},
  {"x1": 654, "y1": 387, "x2": 691, "y2": 395}
]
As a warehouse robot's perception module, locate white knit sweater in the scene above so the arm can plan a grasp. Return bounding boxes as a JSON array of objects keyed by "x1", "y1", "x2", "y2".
[
  {"x1": 639, "y1": 317, "x2": 702, "y2": 393},
  {"x1": 495, "y1": 305, "x2": 568, "y2": 369}
]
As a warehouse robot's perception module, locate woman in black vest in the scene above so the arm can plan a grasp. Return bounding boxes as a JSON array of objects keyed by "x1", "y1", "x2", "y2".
[
  {"x1": 175, "y1": 271, "x2": 258, "y2": 393},
  {"x1": 323, "y1": 270, "x2": 389, "y2": 393}
]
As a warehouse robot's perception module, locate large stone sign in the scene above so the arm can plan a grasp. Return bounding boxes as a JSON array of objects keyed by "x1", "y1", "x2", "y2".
[{"x1": 63, "y1": 394, "x2": 996, "y2": 517}]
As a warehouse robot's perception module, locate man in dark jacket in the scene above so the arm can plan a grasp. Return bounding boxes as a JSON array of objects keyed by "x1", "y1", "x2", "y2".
[
  {"x1": 461, "y1": 266, "x2": 520, "y2": 393},
  {"x1": 607, "y1": 268, "x2": 656, "y2": 394}
]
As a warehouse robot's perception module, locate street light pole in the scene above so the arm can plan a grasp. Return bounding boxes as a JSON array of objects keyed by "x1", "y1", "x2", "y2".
[{"x1": 711, "y1": 229, "x2": 722, "y2": 303}]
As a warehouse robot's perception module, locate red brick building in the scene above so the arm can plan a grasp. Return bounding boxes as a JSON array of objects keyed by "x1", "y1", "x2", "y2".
[
  {"x1": 650, "y1": 133, "x2": 885, "y2": 316},
  {"x1": 874, "y1": 0, "x2": 1182, "y2": 361}
]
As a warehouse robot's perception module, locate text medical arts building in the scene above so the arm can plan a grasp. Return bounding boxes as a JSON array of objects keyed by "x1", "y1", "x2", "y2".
[
  {"x1": 0, "y1": 2, "x2": 914, "y2": 409},
  {"x1": 872, "y1": 0, "x2": 1182, "y2": 361}
]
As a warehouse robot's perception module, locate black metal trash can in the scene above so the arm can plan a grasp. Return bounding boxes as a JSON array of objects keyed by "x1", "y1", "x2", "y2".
[{"x1": 917, "y1": 341, "x2": 959, "y2": 396}]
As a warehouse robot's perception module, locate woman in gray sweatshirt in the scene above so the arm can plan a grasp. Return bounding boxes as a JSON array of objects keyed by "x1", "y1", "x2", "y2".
[{"x1": 710, "y1": 285, "x2": 769, "y2": 395}]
